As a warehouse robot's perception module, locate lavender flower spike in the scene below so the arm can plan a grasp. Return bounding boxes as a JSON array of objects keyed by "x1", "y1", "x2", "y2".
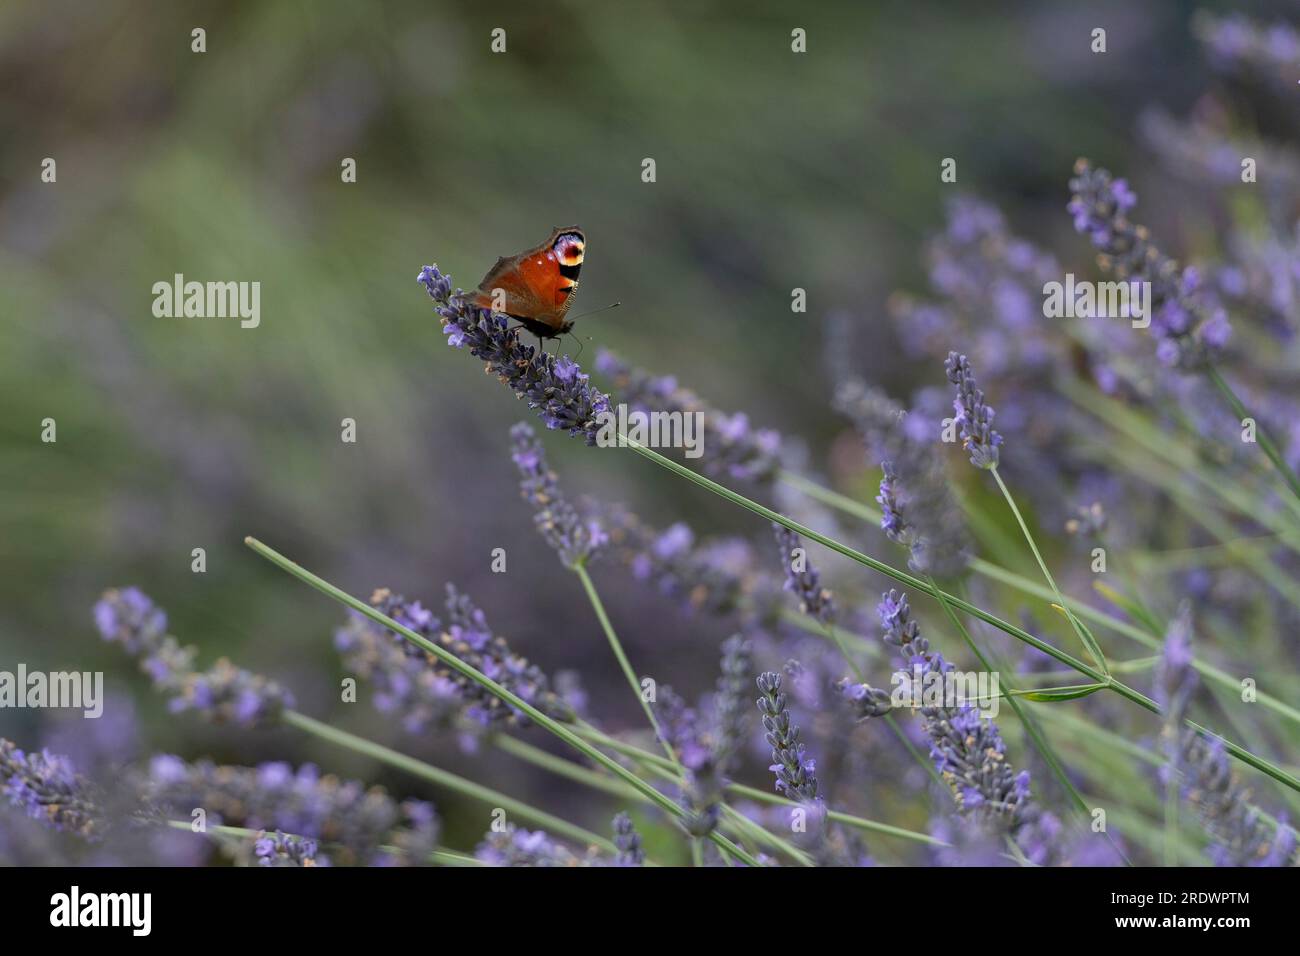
[
  {"x1": 511, "y1": 421, "x2": 606, "y2": 567},
  {"x1": 755, "y1": 672, "x2": 821, "y2": 805},
  {"x1": 944, "y1": 351, "x2": 1003, "y2": 469},
  {"x1": 418, "y1": 265, "x2": 611, "y2": 442},
  {"x1": 1, "y1": 738, "x2": 99, "y2": 838},
  {"x1": 1155, "y1": 608, "x2": 1297, "y2": 866},
  {"x1": 1067, "y1": 159, "x2": 1230, "y2": 367},
  {"x1": 336, "y1": 585, "x2": 574, "y2": 732},
  {"x1": 95, "y1": 587, "x2": 294, "y2": 728},
  {"x1": 877, "y1": 460, "x2": 910, "y2": 544},
  {"x1": 712, "y1": 634, "x2": 754, "y2": 775},
  {"x1": 1177, "y1": 734, "x2": 1298, "y2": 867},
  {"x1": 771, "y1": 523, "x2": 836, "y2": 624},
  {"x1": 874, "y1": 591, "x2": 1065, "y2": 863},
  {"x1": 612, "y1": 812, "x2": 645, "y2": 866}
]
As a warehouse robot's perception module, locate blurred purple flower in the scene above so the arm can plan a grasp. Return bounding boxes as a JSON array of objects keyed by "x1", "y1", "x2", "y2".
[
  {"x1": 1193, "y1": 12, "x2": 1300, "y2": 84},
  {"x1": 597, "y1": 502, "x2": 774, "y2": 622},
  {"x1": 475, "y1": 824, "x2": 589, "y2": 867},
  {"x1": 595, "y1": 348, "x2": 783, "y2": 483},
  {"x1": 146, "y1": 755, "x2": 437, "y2": 866},
  {"x1": 611, "y1": 812, "x2": 645, "y2": 866},
  {"x1": 94, "y1": 587, "x2": 294, "y2": 729},
  {"x1": 0, "y1": 738, "x2": 99, "y2": 838}
]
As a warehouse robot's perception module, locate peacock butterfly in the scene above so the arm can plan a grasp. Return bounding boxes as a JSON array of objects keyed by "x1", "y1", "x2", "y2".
[{"x1": 466, "y1": 226, "x2": 585, "y2": 340}]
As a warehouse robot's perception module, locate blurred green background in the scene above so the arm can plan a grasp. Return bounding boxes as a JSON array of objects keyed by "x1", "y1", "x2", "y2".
[{"x1": 0, "y1": 0, "x2": 1281, "y2": 851}]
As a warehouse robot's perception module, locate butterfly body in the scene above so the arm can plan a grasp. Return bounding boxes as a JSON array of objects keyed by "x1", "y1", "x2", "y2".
[{"x1": 467, "y1": 226, "x2": 585, "y2": 339}]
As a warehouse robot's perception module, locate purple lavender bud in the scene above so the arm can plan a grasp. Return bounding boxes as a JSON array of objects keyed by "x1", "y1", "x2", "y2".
[
  {"x1": 95, "y1": 588, "x2": 293, "y2": 728},
  {"x1": 755, "y1": 672, "x2": 821, "y2": 805},
  {"x1": 146, "y1": 756, "x2": 438, "y2": 866},
  {"x1": 418, "y1": 265, "x2": 611, "y2": 442},
  {"x1": 877, "y1": 460, "x2": 909, "y2": 544},
  {"x1": 416, "y1": 264, "x2": 452, "y2": 302},
  {"x1": 878, "y1": 589, "x2": 929, "y2": 658},
  {"x1": 612, "y1": 812, "x2": 645, "y2": 866},
  {"x1": 510, "y1": 421, "x2": 606, "y2": 567},
  {"x1": 0, "y1": 738, "x2": 99, "y2": 839},
  {"x1": 253, "y1": 830, "x2": 319, "y2": 867},
  {"x1": 944, "y1": 351, "x2": 1003, "y2": 469},
  {"x1": 771, "y1": 523, "x2": 836, "y2": 624}
]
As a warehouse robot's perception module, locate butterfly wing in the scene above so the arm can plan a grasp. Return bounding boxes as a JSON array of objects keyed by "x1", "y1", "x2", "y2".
[{"x1": 469, "y1": 227, "x2": 584, "y2": 332}]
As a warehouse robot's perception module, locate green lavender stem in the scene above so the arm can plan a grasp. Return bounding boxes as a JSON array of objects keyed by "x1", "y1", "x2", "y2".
[
  {"x1": 570, "y1": 561, "x2": 701, "y2": 865},
  {"x1": 572, "y1": 561, "x2": 686, "y2": 779},
  {"x1": 1206, "y1": 364, "x2": 1300, "y2": 508},
  {"x1": 990, "y1": 466, "x2": 1109, "y2": 676}
]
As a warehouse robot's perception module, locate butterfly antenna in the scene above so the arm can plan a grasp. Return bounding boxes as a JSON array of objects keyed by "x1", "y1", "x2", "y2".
[{"x1": 569, "y1": 301, "x2": 622, "y2": 321}]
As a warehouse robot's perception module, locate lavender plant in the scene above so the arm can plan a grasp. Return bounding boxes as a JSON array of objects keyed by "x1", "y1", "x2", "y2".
[{"x1": 14, "y1": 7, "x2": 1300, "y2": 873}]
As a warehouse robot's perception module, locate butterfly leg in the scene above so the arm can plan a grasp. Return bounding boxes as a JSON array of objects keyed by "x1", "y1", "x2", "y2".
[{"x1": 565, "y1": 330, "x2": 585, "y2": 361}]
